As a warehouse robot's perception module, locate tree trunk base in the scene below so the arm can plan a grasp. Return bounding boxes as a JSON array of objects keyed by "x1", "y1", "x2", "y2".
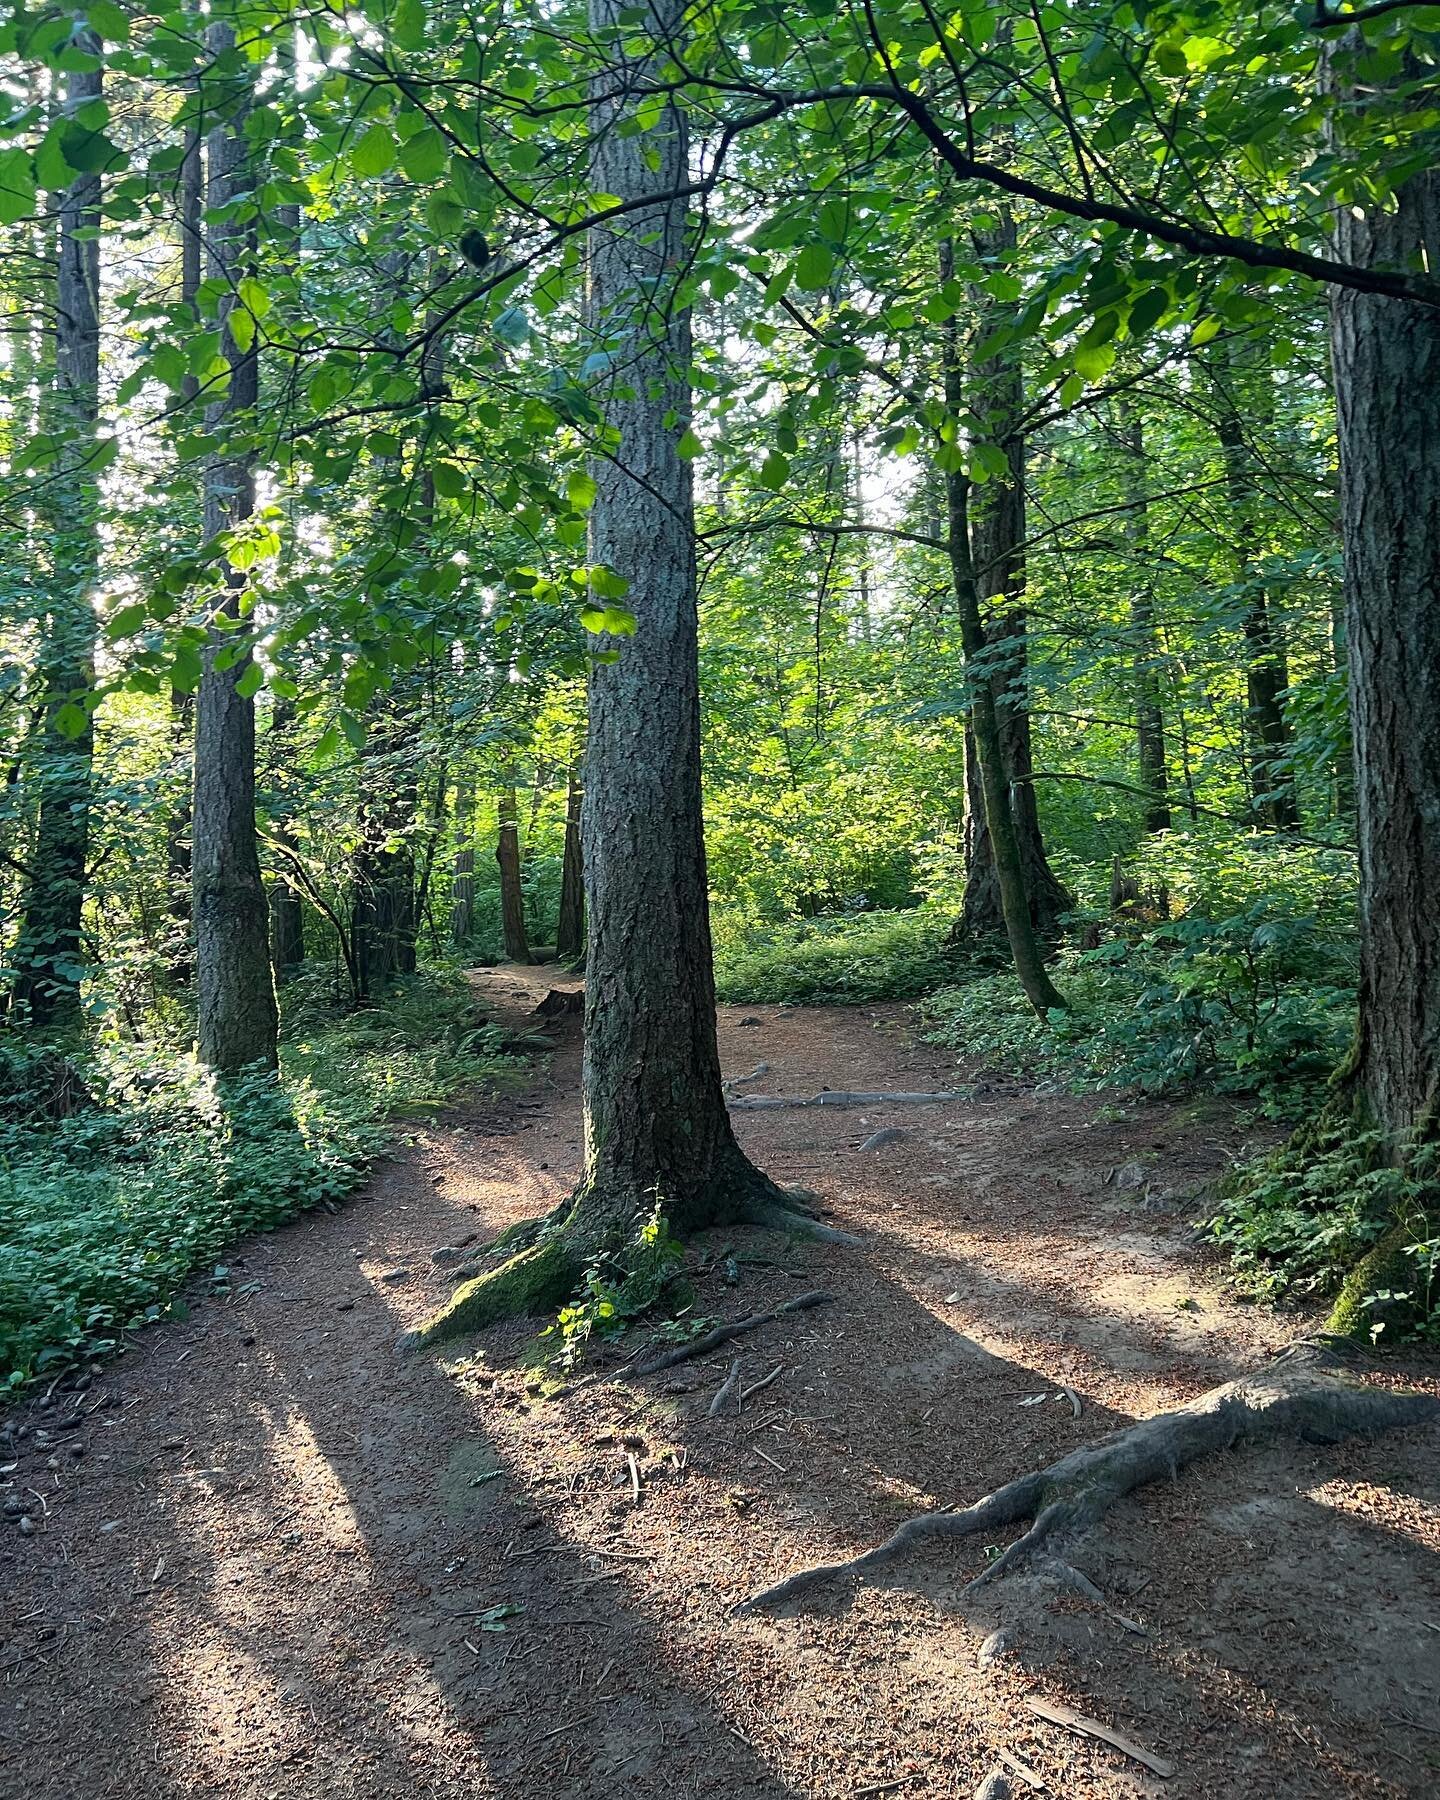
[{"x1": 740, "y1": 1339, "x2": 1438, "y2": 1611}]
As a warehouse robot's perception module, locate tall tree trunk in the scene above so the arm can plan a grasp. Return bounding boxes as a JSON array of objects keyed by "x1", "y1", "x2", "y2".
[
  {"x1": 191, "y1": 24, "x2": 278, "y2": 1072},
  {"x1": 1119, "y1": 401, "x2": 1171, "y2": 833},
  {"x1": 496, "y1": 768, "x2": 532, "y2": 964},
  {"x1": 555, "y1": 751, "x2": 585, "y2": 961},
  {"x1": 450, "y1": 779, "x2": 476, "y2": 946},
  {"x1": 8, "y1": 51, "x2": 103, "y2": 1027},
  {"x1": 938, "y1": 238, "x2": 1066, "y2": 1017},
  {"x1": 267, "y1": 702, "x2": 306, "y2": 981},
  {"x1": 1212, "y1": 341, "x2": 1299, "y2": 831},
  {"x1": 952, "y1": 219, "x2": 1070, "y2": 941},
  {"x1": 1329, "y1": 142, "x2": 1440, "y2": 1149},
  {"x1": 399, "y1": 0, "x2": 813, "y2": 1354}
]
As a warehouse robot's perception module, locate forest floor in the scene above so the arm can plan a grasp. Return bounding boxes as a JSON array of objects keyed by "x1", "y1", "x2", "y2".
[{"x1": 4, "y1": 966, "x2": 1440, "y2": 1800}]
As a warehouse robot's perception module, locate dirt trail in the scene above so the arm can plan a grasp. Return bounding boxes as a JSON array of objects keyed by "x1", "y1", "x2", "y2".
[{"x1": 4, "y1": 968, "x2": 1439, "y2": 1799}]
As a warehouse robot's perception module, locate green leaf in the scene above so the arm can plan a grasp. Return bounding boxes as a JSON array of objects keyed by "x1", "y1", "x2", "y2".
[
  {"x1": 758, "y1": 450, "x2": 789, "y2": 490},
  {"x1": 85, "y1": 0, "x2": 129, "y2": 42},
  {"x1": 1072, "y1": 340, "x2": 1115, "y2": 383},
  {"x1": 106, "y1": 602, "x2": 147, "y2": 638},
  {"x1": 228, "y1": 306, "x2": 255, "y2": 353},
  {"x1": 676, "y1": 427, "x2": 703, "y2": 460},
  {"x1": 235, "y1": 662, "x2": 264, "y2": 700},
  {"x1": 351, "y1": 125, "x2": 396, "y2": 178},
  {"x1": 393, "y1": 0, "x2": 425, "y2": 50},
  {"x1": 794, "y1": 243, "x2": 835, "y2": 292},
  {"x1": 54, "y1": 702, "x2": 89, "y2": 738},
  {"x1": 399, "y1": 127, "x2": 447, "y2": 182},
  {"x1": 565, "y1": 469, "x2": 598, "y2": 510},
  {"x1": 0, "y1": 148, "x2": 37, "y2": 226},
  {"x1": 340, "y1": 709, "x2": 366, "y2": 751},
  {"x1": 1126, "y1": 286, "x2": 1171, "y2": 339},
  {"x1": 431, "y1": 460, "x2": 466, "y2": 498}
]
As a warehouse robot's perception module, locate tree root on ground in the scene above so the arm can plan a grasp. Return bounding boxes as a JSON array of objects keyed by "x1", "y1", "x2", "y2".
[
  {"x1": 730, "y1": 1089, "x2": 957, "y2": 1112},
  {"x1": 396, "y1": 1233, "x2": 582, "y2": 1352},
  {"x1": 740, "y1": 1339, "x2": 1439, "y2": 1611},
  {"x1": 634, "y1": 1290, "x2": 833, "y2": 1376}
]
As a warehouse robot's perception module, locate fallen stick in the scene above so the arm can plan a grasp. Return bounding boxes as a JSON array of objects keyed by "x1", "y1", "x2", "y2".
[
  {"x1": 1024, "y1": 1697, "x2": 1176, "y2": 1779},
  {"x1": 995, "y1": 1749, "x2": 1045, "y2": 1791},
  {"x1": 709, "y1": 1360, "x2": 744, "y2": 1418},
  {"x1": 634, "y1": 1291, "x2": 833, "y2": 1376},
  {"x1": 730, "y1": 1090, "x2": 958, "y2": 1111},
  {"x1": 740, "y1": 1363, "x2": 784, "y2": 1405}
]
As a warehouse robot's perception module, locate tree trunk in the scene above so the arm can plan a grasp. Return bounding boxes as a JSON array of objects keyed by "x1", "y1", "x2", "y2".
[
  {"x1": 266, "y1": 703, "x2": 305, "y2": 982},
  {"x1": 937, "y1": 242, "x2": 1066, "y2": 1017},
  {"x1": 1212, "y1": 341, "x2": 1300, "y2": 831},
  {"x1": 450, "y1": 779, "x2": 476, "y2": 946},
  {"x1": 555, "y1": 752, "x2": 585, "y2": 961},
  {"x1": 191, "y1": 25, "x2": 278, "y2": 1072},
  {"x1": 8, "y1": 51, "x2": 102, "y2": 1027},
  {"x1": 495, "y1": 770, "x2": 532, "y2": 964},
  {"x1": 1329, "y1": 136, "x2": 1440, "y2": 1150},
  {"x1": 952, "y1": 219, "x2": 1070, "y2": 941},
  {"x1": 353, "y1": 710, "x2": 418, "y2": 997},
  {"x1": 1119, "y1": 401, "x2": 1171, "y2": 833}
]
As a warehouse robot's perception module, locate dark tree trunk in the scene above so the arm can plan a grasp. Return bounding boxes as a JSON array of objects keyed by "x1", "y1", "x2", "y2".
[
  {"x1": 1212, "y1": 342, "x2": 1300, "y2": 831},
  {"x1": 555, "y1": 752, "x2": 585, "y2": 962},
  {"x1": 495, "y1": 770, "x2": 532, "y2": 965},
  {"x1": 1119, "y1": 402, "x2": 1171, "y2": 833},
  {"x1": 191, "y1": 27, "x2": 278, "y2": 1072},
  {"x1": 573, "y1": 0, "x2": 784, "y2": 1236},
  {"x1": 1329, "y1": 144, "x2": 1440, "y2": 1149},
  {"x1": 937, "y1": 238, "x2": 1066, "y2": 1017},
  {"x1": 9, "y1": 52, "x2": 102, "y2": 1027},
  {"x1": 266, "y1": 703, "x2": 305, "y2": 982},
  {"x1": 952, "y1": 218, "x2": 1070, "y2": 942},
  {"x1": 353, "y1": 711, "x2": 418, "y2": 998}
]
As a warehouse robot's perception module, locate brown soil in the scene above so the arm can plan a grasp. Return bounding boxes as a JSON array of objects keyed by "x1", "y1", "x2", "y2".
[{"x1": 4, "y1": 966, "x2": 1439, "y2": 1799}]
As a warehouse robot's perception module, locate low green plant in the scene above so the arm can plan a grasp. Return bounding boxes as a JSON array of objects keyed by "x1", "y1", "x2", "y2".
[
  {"x1": 0, "y1": 970, "x2": 521, "y2": 1388},
  {"x1": 535, "y1": 1202, "x2": 687, "y2": 1368},
  {"x1": 921, "y1": 903, "x2": 1354, "y2": 1115},
  {"x1": 713, "y1": 908, "x2": 963, "y2": 1005},
  {"x1": 1206, "y1": 1124, "x2": 1438, "y2": 1338}
]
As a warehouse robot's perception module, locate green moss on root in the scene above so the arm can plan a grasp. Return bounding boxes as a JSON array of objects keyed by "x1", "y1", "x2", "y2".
[
  {"x1": 397, "y1": 1234, "x2": 581, "y2": 1352},
  {"x1": 1326, "y1": 1215, "x2": 1432, "y2": 1341}
]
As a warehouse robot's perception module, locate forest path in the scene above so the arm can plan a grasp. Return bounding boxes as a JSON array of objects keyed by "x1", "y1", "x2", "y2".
[{"x1": 4, "y1": 969, "x2": 1439, "y2": 1799}]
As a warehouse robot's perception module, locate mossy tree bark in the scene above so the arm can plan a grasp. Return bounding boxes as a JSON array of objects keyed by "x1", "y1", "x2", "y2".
[
  {"x1": 8, "y1": 48, "x2": 102, "y2": 1028},
  {"x1": 191, "y1": 25, "x2": 278, "y2": 1074}
]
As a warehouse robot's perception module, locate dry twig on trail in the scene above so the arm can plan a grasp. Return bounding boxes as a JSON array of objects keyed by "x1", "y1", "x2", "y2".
[
  {"x1": 741, "y1": 1340, "x2": 1439, "y2": 1611},
  {"x1": 634, "y1": 1291, "x2": 833, "y2": 1376}
]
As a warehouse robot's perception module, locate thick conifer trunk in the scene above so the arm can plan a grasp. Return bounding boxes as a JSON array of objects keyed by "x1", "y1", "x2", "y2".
[
  {"x1": 9, "y1": 54, "x2": 102, "y2": 1026},
  {"x1": 1329, "y1": 154, "x2": 1440, "y2": 1148},
  {"x1": 1119, "y1": 403, "x2": 1171, "y2": 833},
  {"x1": 191, "y1": 27, "x2": 278, "y2": 1072},
  {"x1": 495, "y1": 770, "x2": 532, "y2": 965}
]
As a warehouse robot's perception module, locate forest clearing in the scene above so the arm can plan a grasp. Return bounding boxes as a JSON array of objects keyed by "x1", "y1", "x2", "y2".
[{"x1": 3, "y1": 0, "x2": 1440, "y2": 1793}]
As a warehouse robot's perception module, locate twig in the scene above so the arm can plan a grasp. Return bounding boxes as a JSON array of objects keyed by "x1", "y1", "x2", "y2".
[
  {"x1": 1025, "y1": 1697, "x2": 1176, "y2": 1778},
  {"x1": 740, "y1": 1364, "x2": 784, "y2": 1405},
  {"x1": 634, "y1": 1292, "x2": 832, "y2": 1375},
  {"x1": 626, "y1": 1452, "x2": 641, "y2": 1507}
]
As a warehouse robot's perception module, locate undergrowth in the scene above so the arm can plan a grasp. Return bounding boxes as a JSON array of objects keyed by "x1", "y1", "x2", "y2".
[
  {"x1": 921, "y1": 903, "x2": 1354, "y2": 1117},
  {"x1": 0, "y1": 970, "x2": 521, "y2": 1388},
  {"x1": 713, "y1": 909, "x2": 964, "y2": 1004}
]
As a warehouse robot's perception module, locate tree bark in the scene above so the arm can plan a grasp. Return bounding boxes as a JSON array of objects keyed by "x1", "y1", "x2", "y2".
[
  {"x1": 8, "y1": 50, "x2": 103, "y2": 1027},
  {"x1": 266, "y1": 702, "x2": 306, "y2": 981},
  {"x1": 449, "y1": 779, "x2": 476, "y2": 946},
  {"x1": 555, "y1": 751, "x2": 585, "y2": 961},
  {"x1": 1211, "y1": 341, "x2": 1299, "y2": 831},
  {"x1": 495, "y1": 768, "x2": 532, "y2": 965},
  {"x1": 1329, "y1": 119, "x2": 1440, "y2": 1150},
  {"x1": 951, "y1": 219, "x2": 1070, "y2": 941},
  {"x1": 191, "y1": 25, "x2": 278, "y2": 1072},
  {"x1": 937, "y1": 243, "x2": 1066, "y2": 1017},
  {"x1": 1118, "y1": 400, "x2": 1171, "y2": 833}
]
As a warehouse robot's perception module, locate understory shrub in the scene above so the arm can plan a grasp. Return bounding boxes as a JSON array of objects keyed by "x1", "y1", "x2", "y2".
[
  {"x1": 713, "y1": 908, "x2": 962, "y2": 1004},
  {"x1": 0, "y1": 971, "x2": 520, "y2": 1388},
  {"x1": 921, "y1": 903, "x2": 1354, "y2": 1115},
  {"x1": 1205, "y1": 1123, "x2": 1439, "y2": 1339}
]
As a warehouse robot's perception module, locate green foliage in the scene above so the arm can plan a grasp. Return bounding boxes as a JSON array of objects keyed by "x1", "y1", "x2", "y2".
[
  {"x1": 536, "y1": 1203, "x2": 686, "y2": 1369},
  {"x1": 922, "y1": 904, "x2": 1354, "y2": 1114},
  {"x1": 1206, "y1": 1124, "x2": 1438, "y2": 1338},
  {"x1": 0, "y1": 973, "x2": 518, "y2": 1388},
  {"x1": 713, "y1": 909, "x2": 962, "y2": 1005}
]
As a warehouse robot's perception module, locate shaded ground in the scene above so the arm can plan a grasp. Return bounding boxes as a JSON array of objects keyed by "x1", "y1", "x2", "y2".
[{"x1": 4, "y1": 965, "x2": 1438, "y2": 1798}]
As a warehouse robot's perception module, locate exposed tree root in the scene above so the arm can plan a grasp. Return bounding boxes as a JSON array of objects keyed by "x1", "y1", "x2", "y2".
[
  {"x1": 740, "y1": 1340, "x2": 1439, "y2": 1611},
  {"x1": 730, "y1": 1089, "x2": 957, "y2": 1112},
  {"x1": 709, "y1": 1359, "x2": 744, "y2": 1416},
  {"x1": 396, "y1": 1233, "x2": 581, "y2": 1352},
  {"x1": 740, "y1": 1199, "x2": 862, "y2": 1245},
  {"x1": 634, "y1": 1290, "x2": 833, "y2": 1375}
]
